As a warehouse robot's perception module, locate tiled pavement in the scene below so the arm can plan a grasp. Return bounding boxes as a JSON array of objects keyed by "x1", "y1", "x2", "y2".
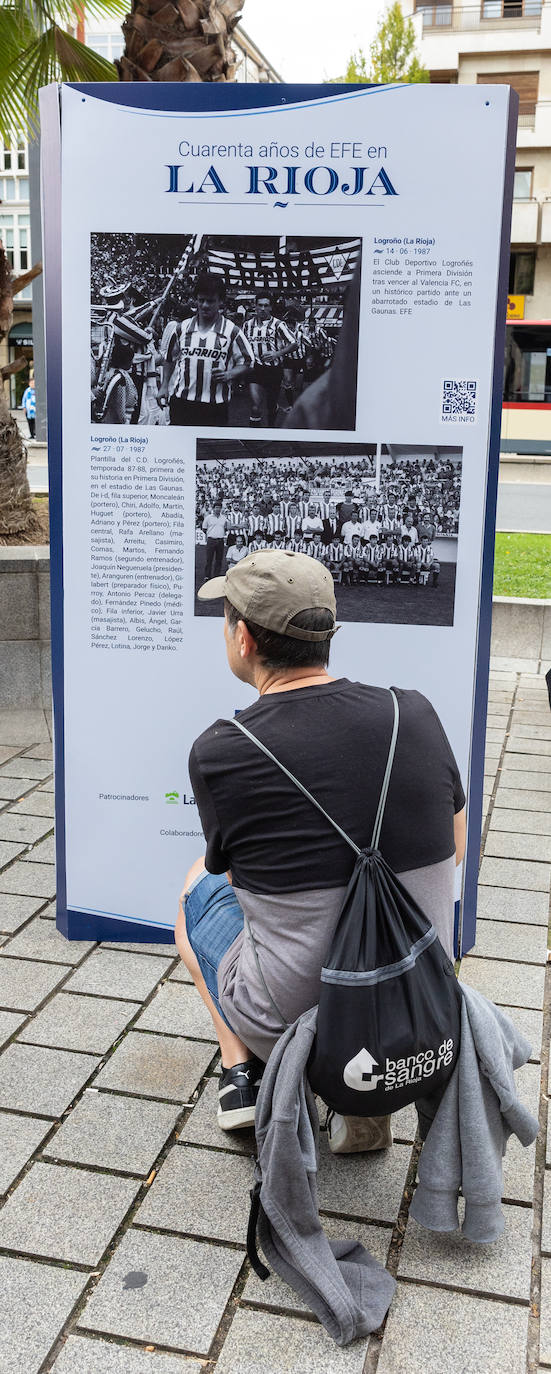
[{"x1": 0, "y1": 664, "x2": 549, "y2": 1373}]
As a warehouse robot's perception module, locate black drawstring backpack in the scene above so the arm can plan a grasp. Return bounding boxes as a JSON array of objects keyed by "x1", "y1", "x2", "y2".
[{"x1": 232, "y1": 688, "x2": 461, "y2": 1118}]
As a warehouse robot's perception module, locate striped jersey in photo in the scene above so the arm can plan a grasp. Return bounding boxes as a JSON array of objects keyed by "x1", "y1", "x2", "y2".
[
  {"x1": 169, "y1": 315, "x2": 254, "y2": 404},
  {"x1": 248, "y1": 513, "x2": 267, "y2": 536},
  {"x1": 243, "y1": 316, "x2": 295, "y2": 366},
  {"x1": 290, "y1": 320, "x2": 335, "y2": 362},
  {"x1": 283, "y1": 513, "x2": 300, "y2": 538}
]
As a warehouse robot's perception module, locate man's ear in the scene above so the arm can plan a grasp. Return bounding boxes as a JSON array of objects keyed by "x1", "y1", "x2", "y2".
[{"x1": 237, "y1": 619, "x2": 257, "y2": 659}]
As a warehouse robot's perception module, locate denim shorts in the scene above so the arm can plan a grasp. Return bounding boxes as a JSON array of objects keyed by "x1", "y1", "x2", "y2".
[{"x1": 184, "y1": 870, "x2": 244, "y2": 1028}]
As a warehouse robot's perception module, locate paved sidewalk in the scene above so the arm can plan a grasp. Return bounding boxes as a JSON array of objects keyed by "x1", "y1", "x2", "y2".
[{"x1": 0, "y1": 661, "x2": 549, "y2": 1373}]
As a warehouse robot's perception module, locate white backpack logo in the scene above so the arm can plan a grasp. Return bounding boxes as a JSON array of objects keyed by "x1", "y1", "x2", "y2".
[{"x1": 343, "y1": 1047, "x2": 384, "y2": 1093}]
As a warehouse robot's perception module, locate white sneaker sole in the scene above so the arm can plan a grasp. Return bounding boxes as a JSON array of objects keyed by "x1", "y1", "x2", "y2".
[{"x1": 217, "y1": 1104, "x2": 256, "y2": 1131}]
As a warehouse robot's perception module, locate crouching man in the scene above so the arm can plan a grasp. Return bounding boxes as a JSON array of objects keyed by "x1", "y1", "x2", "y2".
[{"x1": 175, "y1": 549, "x2": 466, "y2": 1151}]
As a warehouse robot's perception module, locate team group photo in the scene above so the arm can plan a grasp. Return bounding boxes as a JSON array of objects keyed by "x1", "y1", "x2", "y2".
[
  {"x1": 195, "y1": 440, "x2": 463, "y2": 627},
  {"x1": 90, "y1": 232, "x2": 361, "y2": 431}
]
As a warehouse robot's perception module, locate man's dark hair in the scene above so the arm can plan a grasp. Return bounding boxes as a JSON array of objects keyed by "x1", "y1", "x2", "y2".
[
  {"x1": 195, "y1": 271, "x2": 225, "y2": 303},
  {"x1": 224, "y1": 598, "x2": 332, "y2": 670}
]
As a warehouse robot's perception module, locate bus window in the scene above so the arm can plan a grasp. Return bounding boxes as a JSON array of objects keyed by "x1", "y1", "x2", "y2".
[{"x1": 504, "y1": 323, "x2": 551, "y2": 402}]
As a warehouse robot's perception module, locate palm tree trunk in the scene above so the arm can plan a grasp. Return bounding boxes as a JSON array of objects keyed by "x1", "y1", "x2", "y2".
[
  {"x1": 0, "y1": 385, "x2": 34, "y2": 536},
  {"x1": 0, "y1": 244, "x2": 34, "y2": 536},
  {"x1": 116, "y1": 0, "x2": 244, "y2": 83}
]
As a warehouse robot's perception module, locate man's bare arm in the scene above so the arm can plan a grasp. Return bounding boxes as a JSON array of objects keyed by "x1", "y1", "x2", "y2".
[
  {"x1": 454, "y1": 806, "x2": 466, "y2": 866},
  {"x1": 158, "y1": 341, "x2": 177, "y2": 405}
]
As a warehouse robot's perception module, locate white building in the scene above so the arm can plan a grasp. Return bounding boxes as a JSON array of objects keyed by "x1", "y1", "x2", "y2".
[{"x1": 403, "y1": 0, "x2": 551, "y2": 447}]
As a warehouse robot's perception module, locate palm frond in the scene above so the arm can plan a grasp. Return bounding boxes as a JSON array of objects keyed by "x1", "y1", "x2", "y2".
[
  {"x1": 70, "y1": 0, "x2": 127, "y2": 23},
  {"x1": 3, "y1": 0, "x2": 74, "y2": 29},
  {"x1": 1, "y1": 0, "x2": 126, "y2": 32},
  {"x1": 51, "y1": 26, "x2": 120, "y2": 78},
  {"x1": 0, "y1": 20, "x2": 119, "y2": 139}
]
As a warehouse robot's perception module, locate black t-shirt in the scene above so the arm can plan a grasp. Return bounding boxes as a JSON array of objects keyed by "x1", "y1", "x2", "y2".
[{"x1": 189, "y1": 679, "x2": 465, "y2": 896}]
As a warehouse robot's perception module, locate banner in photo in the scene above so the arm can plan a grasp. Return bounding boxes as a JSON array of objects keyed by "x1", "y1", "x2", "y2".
[{"x1": 40, "y1": 81, "x2": 516, "y2": 946}]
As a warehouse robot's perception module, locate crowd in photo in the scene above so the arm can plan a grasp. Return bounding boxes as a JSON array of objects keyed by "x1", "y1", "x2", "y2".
[
  {"x1": 196, "y1": 452, "x2": 461, "y2": 590},
  {"x1": 90, "y1": 233, "x2": 360, "y2": 429}
]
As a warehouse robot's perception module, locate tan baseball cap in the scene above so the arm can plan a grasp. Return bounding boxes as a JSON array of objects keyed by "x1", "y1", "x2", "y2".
[{"x1": 198, "y1": 548, "x2": 337, "y2": 642}]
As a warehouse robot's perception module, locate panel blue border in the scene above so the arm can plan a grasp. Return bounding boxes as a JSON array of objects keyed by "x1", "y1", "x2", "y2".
[
  {"x1": 42, "y1": 80, "x2": 516, "y2": 947},
  {"x1": 40, "y1": 85, "x2": 69, "y2": 936},
  {"x1": 66, "y1": 81, "x2": 374, "y2": 113},
  {"x1": 459, "y1": 88, "x2": 518, "y2": 954}
]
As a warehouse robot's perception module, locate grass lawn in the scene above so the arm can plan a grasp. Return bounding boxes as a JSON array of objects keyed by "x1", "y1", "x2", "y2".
[{"x1": 494, "y1": 532, "x2": 551, "y2": 599}]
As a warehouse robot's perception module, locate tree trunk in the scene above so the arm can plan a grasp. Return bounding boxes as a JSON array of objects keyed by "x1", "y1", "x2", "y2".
[
  {"x1": 0, "y1": 244, "x2": 34, "y2": 536},
  {"x1": 0, "y1": 384, "x2": 34, "y2": 536},
  {"x1": 116, "y1": 0, "x2": 244, "y2": 82}
]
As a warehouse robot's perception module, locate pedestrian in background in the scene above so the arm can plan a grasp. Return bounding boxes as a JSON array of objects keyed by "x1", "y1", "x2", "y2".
[{"x1": 21, "y1": 374, "x2": 36, "y2": 438}]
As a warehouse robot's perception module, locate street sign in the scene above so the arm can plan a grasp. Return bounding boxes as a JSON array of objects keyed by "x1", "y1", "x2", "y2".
[{"x1": 507, "y1": 294, "x2": 525, "y2": 319}]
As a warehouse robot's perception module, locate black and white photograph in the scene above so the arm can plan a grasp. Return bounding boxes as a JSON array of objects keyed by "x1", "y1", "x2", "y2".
[
  {"x1": 90, "y1": 233, "x2": 361, "y2": 430},
  {"x1": 195, "y1": 441, "x2": 462, "y2": 627}
]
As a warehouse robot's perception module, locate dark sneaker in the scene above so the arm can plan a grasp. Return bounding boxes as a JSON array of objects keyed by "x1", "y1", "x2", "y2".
[{"x1": 217, "y1": 1058, "x2": 263, "y2": 1131}]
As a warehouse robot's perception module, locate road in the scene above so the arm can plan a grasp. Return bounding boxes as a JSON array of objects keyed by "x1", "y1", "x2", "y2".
[
  {"x1": 27, "y1": 461, "x2": 48, "y2": 494},
  {"x1": 496, "y1": 481, "x2": 551, "y2": 533}
]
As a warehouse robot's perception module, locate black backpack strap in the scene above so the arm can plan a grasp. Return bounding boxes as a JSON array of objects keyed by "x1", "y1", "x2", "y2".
[
  {"x1": 230, "y1": 687, "x2": 400, "y2": 855},
  {"x1": 370, "y1": 688, "x2": 400, "y2": 849},
  {"x1": 247, "y1": 1180, "x2": 270, "y2": 1280}
]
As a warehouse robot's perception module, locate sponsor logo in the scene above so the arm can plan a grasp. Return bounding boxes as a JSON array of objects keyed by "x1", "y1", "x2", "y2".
[
  {"x1": 343, "y1": 1047, "x2": 384, "y2": 1093},
  {"x1": 344, "y1": 1039, "x2": 455, "y2": 1094}
]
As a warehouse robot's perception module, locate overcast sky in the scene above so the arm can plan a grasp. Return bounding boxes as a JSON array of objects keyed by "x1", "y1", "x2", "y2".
[{"x1": 240, "y1": 0, "x2": 383, "y2": 83}]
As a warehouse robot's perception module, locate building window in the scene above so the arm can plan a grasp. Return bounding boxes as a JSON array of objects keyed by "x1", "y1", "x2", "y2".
[
  {"x1": 0, "y1": 178, "x2": 15, "y2": 200},
  {"x1": 505, "y1": 324, "x2": 551, "y2": 402},
  {"x1": 513, "y1": 168, "x2": 533, "y2": 200},
  {"x1": 85, "y1": 31, "x2": 124, "y2": 61},
  {"x1": 416, "y1": 2, "x2": 452, "y2": 27},
  {"x1": 481, "y1": 0, "x2": 541, "y2": 15},
  {"x1": 17, "y1": 177, "x2": 29, "y2": 200},
  {"x1": 477, "y1": 71, "x2": 539, "y2": 119},
  {"x1": 0, "y1": 215, "x2": 14, "y2": 267},
  {"x1": 19, "y1": 227, "x2": 28, "y2": 271},
  {"x1": 509, "y1": 250, "x2": 535, "y2": 294},
  {"x1": 1, "y1": 141, "x2": 28, "y2": 174}
]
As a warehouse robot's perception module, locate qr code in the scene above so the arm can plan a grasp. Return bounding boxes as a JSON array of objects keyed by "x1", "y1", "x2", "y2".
[{"x1": 442, "y1": 379, "x2": 477, "y2": 417}]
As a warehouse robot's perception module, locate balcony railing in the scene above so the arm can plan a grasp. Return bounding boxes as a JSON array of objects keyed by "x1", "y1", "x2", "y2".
[{"x1": 417, "y1": 2, "x2": 542, "y2": 29}]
